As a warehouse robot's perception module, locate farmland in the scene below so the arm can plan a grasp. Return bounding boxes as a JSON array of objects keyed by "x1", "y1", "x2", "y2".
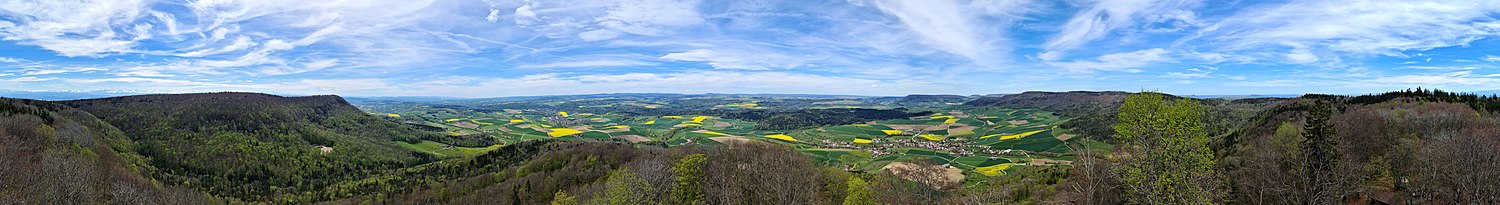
[{"x1": 355, "y1": 94, "x2": 1089, "y2": 179}]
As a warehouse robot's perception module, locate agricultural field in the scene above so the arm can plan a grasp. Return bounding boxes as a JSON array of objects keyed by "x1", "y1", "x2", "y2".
[{"x1": 357, "y1": 95, "x2": 1085, "y2": 178}]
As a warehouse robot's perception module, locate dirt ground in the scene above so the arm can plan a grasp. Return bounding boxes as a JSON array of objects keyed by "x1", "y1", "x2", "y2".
[
  {"x1": 1007, "y1": 120, "x2": 1029, "y2": 125},
  {"x1": 708, "y1": 136, "x2": 751, "y2": 144},
  {"x1": 947, "y1": 124, "x2": 977, "y2": 135},
  {"x1": 881, "y1": 162, "x2": 965, "y2": 190},
  {"x1": 1028, "y1": 158, "x2": 1072, "y2": 165},
  {"x1": 1055, "y1": 134, "x2": 1076, "y2": 141},
  {"x1": 612, "y1": 135, "x2": 653, "y2": 143}
]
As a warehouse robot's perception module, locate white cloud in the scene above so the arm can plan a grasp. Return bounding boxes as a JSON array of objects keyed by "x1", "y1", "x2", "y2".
[
  {"x1": 1402, "y1": 66, "x2": 1477, "y2": 70},
  {"x1": 512, "y1": 0, "x2": 704, "y2": 40},
  {"x1": 660, "y1": 49, "x2": 819, "y2": 70},
  {"x1": 1483, "y1": 55, "x2": 1500, "y2": 62},
  {"x1": 1200, "y1": 0, "x2": 1500, "y2": 57},
  {"x1": 518, "y1": 59, "x2": 655, "y2": 69},
  {"x1": 1285, "y1": 48, "x2": 1319, "y2": 64},
  {"x1": 1167, "y1": 72, "x2": 1210, "y2": 79},
  {"x1": 389, "y1": 71, "x2": 950, "y2": 97},
  {"x1": 0, "y1": 0, "x2": 153, "y2": 57},
  {"x1": 1048, "y1": 48, "x2": 1173, "y2": 73},
  {"x1": 1042, "y1": 0, "x2": 1200, "y2": 60},
  {"x1": 1225, "y1": 79, "x2": 1302, "y2": 87},
  {"x1": 0, "y1": 77, "x2": 58, "y2": 83},
  {"x1": 867, "y1": 0, "x2": 991, "y2": 62},
  {"x1": 1371, "y1": 71, "x2": 1500, "y2": 85}
]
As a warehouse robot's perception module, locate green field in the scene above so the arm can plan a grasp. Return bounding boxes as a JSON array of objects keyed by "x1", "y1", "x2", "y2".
[{"x1": 396, "y1": 140, "x2": 502, "y2": 157}]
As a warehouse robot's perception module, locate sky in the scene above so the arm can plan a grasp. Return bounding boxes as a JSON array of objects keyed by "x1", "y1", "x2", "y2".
[{"x1": 2, "y1": 0, "x2": 1500, "y2": 97}]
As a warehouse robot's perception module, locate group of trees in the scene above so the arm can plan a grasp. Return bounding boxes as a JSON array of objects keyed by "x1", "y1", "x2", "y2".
[
  {"x1": 59, "y1": 93, "x2": 469, "y2": 202},
  {"x1": 0, "y1": 98, "x2": 220, "y2": 204},
  {"x1": 1066, "y1": 91, "x2": 1500, "y2": 204}
]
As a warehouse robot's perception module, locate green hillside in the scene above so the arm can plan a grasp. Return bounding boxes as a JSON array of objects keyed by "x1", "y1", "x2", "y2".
[{"x1": 62, "y1": 93, "x2": 458, "y2": 202}]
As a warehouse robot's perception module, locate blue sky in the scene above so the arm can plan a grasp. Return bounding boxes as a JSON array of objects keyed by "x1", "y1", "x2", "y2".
[{"x1": 2, "y1": 0, "x2": 1499, "y2": 97}]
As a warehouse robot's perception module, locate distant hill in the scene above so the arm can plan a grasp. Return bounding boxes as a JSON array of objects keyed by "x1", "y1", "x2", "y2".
[
  {"x1": 0, "y1": 98, "x2": 214, "y2": 203},
  {"x1": 62, "y1": 92, "x2": 461, "y2": 202},
  {"x1": 965, "y1": 91, "x2": 1136, "y2": 114}
]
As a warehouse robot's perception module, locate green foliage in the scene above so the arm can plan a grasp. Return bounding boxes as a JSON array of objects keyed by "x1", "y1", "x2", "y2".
[
  {"x1": 670, "y1": 154, "x2": 708, "y2": 205},
  {"x1": 595, "y1": 168, "x2": 650, "y2": 205},
  {"x1": 1112, "y1": 92, "x2": 1219, "y2": 204},
  {"x1": 842, "y1": 177, "x2": 876, "y2": 205},
  {"x1": 62, "y1": 93, "x2": 452, "y2": 202},
  {"x1": 552, "y1": 190, "x2": 578, "y2": 205}
]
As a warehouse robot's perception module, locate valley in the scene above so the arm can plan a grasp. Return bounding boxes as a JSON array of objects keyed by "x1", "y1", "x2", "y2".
[{"x1": 357, "y1": 94, "x2": 1093, "y2": 183}]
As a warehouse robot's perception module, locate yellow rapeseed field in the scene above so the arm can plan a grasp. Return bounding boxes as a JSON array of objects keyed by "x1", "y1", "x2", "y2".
[
  {"x1": 558, "y1": 111, "x2": 569, "y2": 117},
  {"x1": 975, "y1": 164, "x2": 1013, "y2": 176},
  {"x1": 644, "y1": 120, "x2": 656, "y2": 125},
  {"x1": 387, "y1": 113, "x2": 401, "y2": 117},
  {"x1": 882, "y1": 130, "x2": 904, "y2": 135},
  {"x1": 918, "y1": 134, "x2": 945, "y2": 141},
  {"x1": 691, "y1": 116, "x2": 710, "y2": 123},
  {"x1": 607, "y1": 125, "x2": 630, "y2": 129},
  {"x1": 982, "y1": 129, "x2": 1047, "y2": 140},
  {"x1": 445, "y1": 118, "x2": 461, "y2": 123},
  {"x1": 765, "y1": 134, "x2": 797, "y2": 141},
  {"x1": 702, "y1": 131, "x2": 732, "y2": 136},
  {"x1": 547, "y1": 128, "x2": 583, "y2": 137},
  {"x1": 509, "y1": 119, "x2": 525, "y2": 123},
  {"x1": 943, "y1": 118, "x2": 959, "y2": 124},
  {"x1": 853, "y1": 139, "x2": 873, "y2": 144},
  {"x1": 663, "y1": 116, "x2": 683, "y2": 119}
]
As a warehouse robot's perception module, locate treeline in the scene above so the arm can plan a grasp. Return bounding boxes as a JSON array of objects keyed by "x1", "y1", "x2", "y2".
[
  {"x1": 1344, "y1": 87, "x2": 1500, "y2": 112},
  {"x1": 318, "y1": 140, "x2": 1071, "y2": 204}
]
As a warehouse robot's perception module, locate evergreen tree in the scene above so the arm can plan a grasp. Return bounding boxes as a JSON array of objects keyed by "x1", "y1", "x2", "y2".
[
  {"x1": 1302, "y1": 99, "x2": 1340, "y2": 204},
  {"x1": 670, "y1": 154, "x2": 708, "y2": 205},
  {"x1": 1112, "y1": 92, "x2": 1219, "y2": 204}
]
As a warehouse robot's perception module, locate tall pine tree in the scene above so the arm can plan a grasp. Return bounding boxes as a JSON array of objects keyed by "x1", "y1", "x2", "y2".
[{"x1": 1302, "y1": 99, "x2": 1340, "y2": 204}]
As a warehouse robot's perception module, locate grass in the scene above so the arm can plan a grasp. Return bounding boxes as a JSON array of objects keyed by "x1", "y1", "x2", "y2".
[{"x1": 395, "y1": 140, "x2": 500, "y2": 157}]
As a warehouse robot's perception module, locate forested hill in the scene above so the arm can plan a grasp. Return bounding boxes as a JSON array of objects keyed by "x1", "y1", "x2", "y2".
[
  {"x1": 964, "y1": 91, "x2": 1136, "y2": 115},
  {"x1": 1, "y1": 98, "x2": 215, "y2": 204},
  {"x1": 60, "y1": 92, "x2": 451, "y2": 202}
]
